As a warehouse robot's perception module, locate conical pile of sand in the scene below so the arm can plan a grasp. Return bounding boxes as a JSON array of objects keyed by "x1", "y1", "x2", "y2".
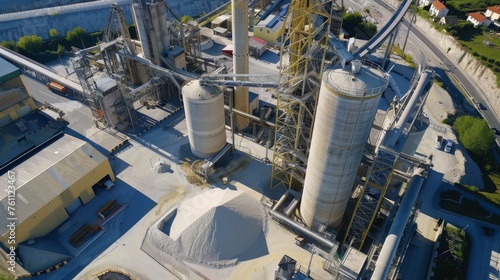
[
  {"x1": 153, "y1": 161, "x2": 170, "y2": 173},
  {"x1": 157, "y1": 188, "x2": 267, "y2": 267}
]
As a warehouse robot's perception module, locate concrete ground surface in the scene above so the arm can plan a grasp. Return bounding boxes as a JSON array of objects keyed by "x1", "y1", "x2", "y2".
[
  {"x1": 397, "y1": 80, "x2": 499, "y2": 280},
  {"x1": 71, "y1": 120, "x2": 334, "y2": 280},
  {"x1": 13, "y1": 10, "x2": 498, "y2": 279}
]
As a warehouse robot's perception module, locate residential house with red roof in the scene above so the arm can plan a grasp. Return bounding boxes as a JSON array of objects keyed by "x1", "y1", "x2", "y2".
[
  {"x1": 467, "y1": 12, "x2": 492, "y2": 27},
  {"x1": 429, "y1": 1, "x2": 449, "y2": 18},
  {"x1": 485, "y1": 5, "x2": 500, "y2": 21}
]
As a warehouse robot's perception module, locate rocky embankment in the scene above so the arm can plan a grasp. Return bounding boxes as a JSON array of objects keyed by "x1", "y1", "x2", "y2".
[{"x1": 413, "y1": 17, "x2": 499, "y2": 117}]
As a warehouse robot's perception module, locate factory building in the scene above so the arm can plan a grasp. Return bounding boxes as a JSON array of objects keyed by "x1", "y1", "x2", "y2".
[
  {"x1": 249, "y1": 36, "x2": 267, "y2": 58},
  {"x1": 211, "y1": 14, "x2": 231, "y2": 30},
  {"x1": 0, "y1": 134, "x2": 115, "y2": 247},
  {"x1": 300, "y1": 61, "x2": 389, "y2": 229},
  {"x1": 0, "y1": 58, "x2": 37, "y2": 127},
  {"x1": 253, "y1": 5, "x2": 288, "y2": 45}
]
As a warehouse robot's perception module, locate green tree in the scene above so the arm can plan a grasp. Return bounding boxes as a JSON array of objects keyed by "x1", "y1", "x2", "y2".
[
  {"x1": 1, "y1": 41, "x2": 16, "y2": 50},
  {"x1": 342, "y1": 12, "x2": 377, "y2": 39},
  {"x1": 360, "y1": 22, "x2": 377, "y2": 38},
  {"x1": 66, "y1": 26, "x2": 86, "y2": 42},
  {"x1": 181, "y1": 15, "x2": 193, "y2": 24},
  {"x1": 16, "y1": 35, "x2": 43, "y2": 53},
  {"x1": 49, "y1": 28, "x2": 59, "y2": 38},
  {"x1": 56, "y1": 43, "x2": 65, "y2": 55},
  {"x1": 453, "y1": 115, "x2": 494, "y2": 156}
]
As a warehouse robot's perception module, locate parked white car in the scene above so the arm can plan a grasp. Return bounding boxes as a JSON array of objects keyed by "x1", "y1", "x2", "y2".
[{"x1": 444, "y1": 139, "x2": 453, "y2": 153}]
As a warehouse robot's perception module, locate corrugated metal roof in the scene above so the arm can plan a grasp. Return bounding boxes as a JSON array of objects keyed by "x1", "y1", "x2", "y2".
[
  {"x1": 0, "y1": 134, "x2": 108, "y2": 236},
  {"x1": 0, "y1": 57, "x2": 20, "y2": 84}
]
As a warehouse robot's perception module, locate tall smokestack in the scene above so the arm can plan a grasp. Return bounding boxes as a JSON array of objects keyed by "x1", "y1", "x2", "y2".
[{"x1": 231, "y1": 0, "x2": 250, "y2": 129}]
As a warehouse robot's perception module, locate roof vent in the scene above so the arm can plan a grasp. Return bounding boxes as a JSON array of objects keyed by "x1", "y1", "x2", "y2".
[{"x1": 351, "y1": 60, "x2": 362, "y2": 74}]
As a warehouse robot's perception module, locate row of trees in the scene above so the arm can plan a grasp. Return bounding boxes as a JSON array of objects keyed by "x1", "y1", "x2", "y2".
[{"x1": 1, "y1": 27, "x2": 87, "y2": 53}]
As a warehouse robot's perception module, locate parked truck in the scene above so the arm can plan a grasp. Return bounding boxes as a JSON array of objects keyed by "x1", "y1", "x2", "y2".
[{"x1": 47, "y1": 81, "x2": 67, "y2": 95}]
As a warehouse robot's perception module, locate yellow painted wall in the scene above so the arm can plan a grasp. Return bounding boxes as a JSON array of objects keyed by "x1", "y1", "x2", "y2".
[
  {"x1": 0, "y1": 76, "x2": 37, "y2": 122},
  {"x1": 0, "y1": 159, "x2": 115, "y2": 245},
  {"x1": 0, "y1": 98, "x2": 37, "y2": 121},
  {"x1": 253, "y1": 25, "x2": 283, "y2": 46}
]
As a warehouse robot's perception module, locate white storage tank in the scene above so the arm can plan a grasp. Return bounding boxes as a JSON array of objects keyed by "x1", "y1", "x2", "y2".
[
  {"x1": 300, "y1": 60, "x2": 389, "y2": 230},
  {"x1": 182, "y1": 80, "x2": 226, "y2": 158}
]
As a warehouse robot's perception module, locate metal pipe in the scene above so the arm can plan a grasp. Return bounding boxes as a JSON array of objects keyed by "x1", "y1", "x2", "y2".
[
  {"x1": 384, "y1": 70, "x2": 432, "y2": 149},
  {"x1": 272, "y1": 190, "x2": 290, "y2": 211},
  {"x1": 371, "y1": 172, "x2": 425, "y2": 280},
  {"x1": 284, "y1": 197, "x2": 300, "y2": 217},
  {"x1": 269, "y1": 209, "x2": 336, "y2": 249},
  {"x1": 223, "y1": 105, "x2": 275, "y2": 127}
]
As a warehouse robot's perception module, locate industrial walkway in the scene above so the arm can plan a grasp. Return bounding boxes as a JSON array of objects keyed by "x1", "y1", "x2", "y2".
[
  {"x1": 0, "y1": 46, "x2": 83, "y2": 94},
  {"x1": 353, "y1": 0, "x2": 413, "y2": 58}
]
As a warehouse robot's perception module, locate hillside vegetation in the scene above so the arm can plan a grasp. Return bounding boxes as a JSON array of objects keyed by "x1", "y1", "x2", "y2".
[
  {"x1": 445, "y1": 0, "x2": 500, "y2": 17},
  {"x1": 419, "y1": 0, "x2": 500, "y2": 87}
]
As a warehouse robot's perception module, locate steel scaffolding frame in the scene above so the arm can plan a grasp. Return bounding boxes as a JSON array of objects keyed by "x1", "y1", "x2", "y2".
[
  {"x1": 343, "y1": 147, "x2": 399, "y2": 250},
  {"x1": 362, "y1": 202, "x2": 420, "y2": 279},
  {"x1": 102, "y1": 4, "x2": 138, "y2": 85},
  {"x1": 270, "y1": 0, "x2": 337, "y2": 190}
]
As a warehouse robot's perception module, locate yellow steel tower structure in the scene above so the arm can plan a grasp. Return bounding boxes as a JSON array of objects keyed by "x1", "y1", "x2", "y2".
[{"x1": 271, "y1": 0, "x2": 343, "y2": 190}]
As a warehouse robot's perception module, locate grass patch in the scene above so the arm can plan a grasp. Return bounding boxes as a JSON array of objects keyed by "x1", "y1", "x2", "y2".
[
  {"x1": 391, "y1": 44, "x2": 417, "y2": 68},
  {"x1": 456, "y1": 30, "x2": 500, "y2": 87},
  {"x1": 416, "y1": 6, "x2": 500, "y2": 88},
  {"x1": 467, "y1": 147, "x2": 500, "y2": 205},
  {"x1": 447, "y1": 113, "x2": 500, "y2": 206},
  {"x1": 440, "y1": 190, "x2": 500, "y2": 225},
  {"x1": 480, "y1": 169, "x2": 500, "y2": 204},
  {"x1": 432, "y1": 225, "x2": 470, "y2": 280},
  {"x1": 0, "y1": 267, "x2": 15, "y2": 280}
]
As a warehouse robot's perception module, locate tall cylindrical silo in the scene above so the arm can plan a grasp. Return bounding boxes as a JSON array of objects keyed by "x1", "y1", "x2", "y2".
[
  {"x1": 182, "y1": 80, "x2": 226, "y2": 158},
  {"x1": 300, "y1": 60, "x2": 389, "y2": 230}
]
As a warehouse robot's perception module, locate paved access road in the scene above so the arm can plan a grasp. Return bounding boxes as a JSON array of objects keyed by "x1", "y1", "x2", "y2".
[
  {"x1": 373, "y1": 0, "x2": 500, "y2": 143},
  {"x1": 344, "y1": 1, "x2": 500, "y2": 279}
]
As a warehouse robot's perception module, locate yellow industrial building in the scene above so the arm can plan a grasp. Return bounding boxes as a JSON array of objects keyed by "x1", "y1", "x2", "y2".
[
  {"x1": 253, "y1": 7, "x2": 287, "y2": 46},
  {"x1": 0, "y1": 58, "x2": 37, "y2": 127},
  {"x1": 0, "y1": 134, "x2": 115, "y2": 246}
]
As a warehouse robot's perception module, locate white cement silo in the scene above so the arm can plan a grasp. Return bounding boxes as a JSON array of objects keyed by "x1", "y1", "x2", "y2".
[
  {"x1": 182, "y1": 80, "x2": 226, "y2": 158},
  {"x1": 300, "y1": 60, "x2": 389, "y2": 230}
]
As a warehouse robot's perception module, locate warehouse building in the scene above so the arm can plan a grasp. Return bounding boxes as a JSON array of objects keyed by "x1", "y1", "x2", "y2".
[
  {"x1": 253, "y1": 4, "x2": 288, "y2": 46},
  {"x1": 0, "y1": 134, "x2": 115, "y2": 247},
  {"x1": 0, "y1": 57, "x2": 37, "y2": 127}
]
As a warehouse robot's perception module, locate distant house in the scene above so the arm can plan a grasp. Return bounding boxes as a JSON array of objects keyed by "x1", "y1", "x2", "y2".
[
  {"x1": 485, "y1": 5, "x2": 500, "y2": 21},
  {"x1": 467, "y1": 12, "x2": 492, "y2": 27},
  {"x1": 429, "y1": 1, "x2": 449, "y2": 18},
  {"x1": 419, "y1": 0, "x2": 435, "y2": 7},
  {"x1": 249, "y1": 36, "x2": 267, "y2": 58},
  {"x1": 211, "y1": 14, "x2": 231, "y2": 30},
  {"x1": 254, "y1": 4, "x2": 289, "y2": 45},
  {"x1": 439, "y1": 15, "x2": 458, "y2": 25}
]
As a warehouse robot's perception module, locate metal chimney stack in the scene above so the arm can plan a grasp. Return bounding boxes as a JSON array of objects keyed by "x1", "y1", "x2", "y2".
[{"x1": 231, "y1": 0, "x2": 250, "y2": 129}]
